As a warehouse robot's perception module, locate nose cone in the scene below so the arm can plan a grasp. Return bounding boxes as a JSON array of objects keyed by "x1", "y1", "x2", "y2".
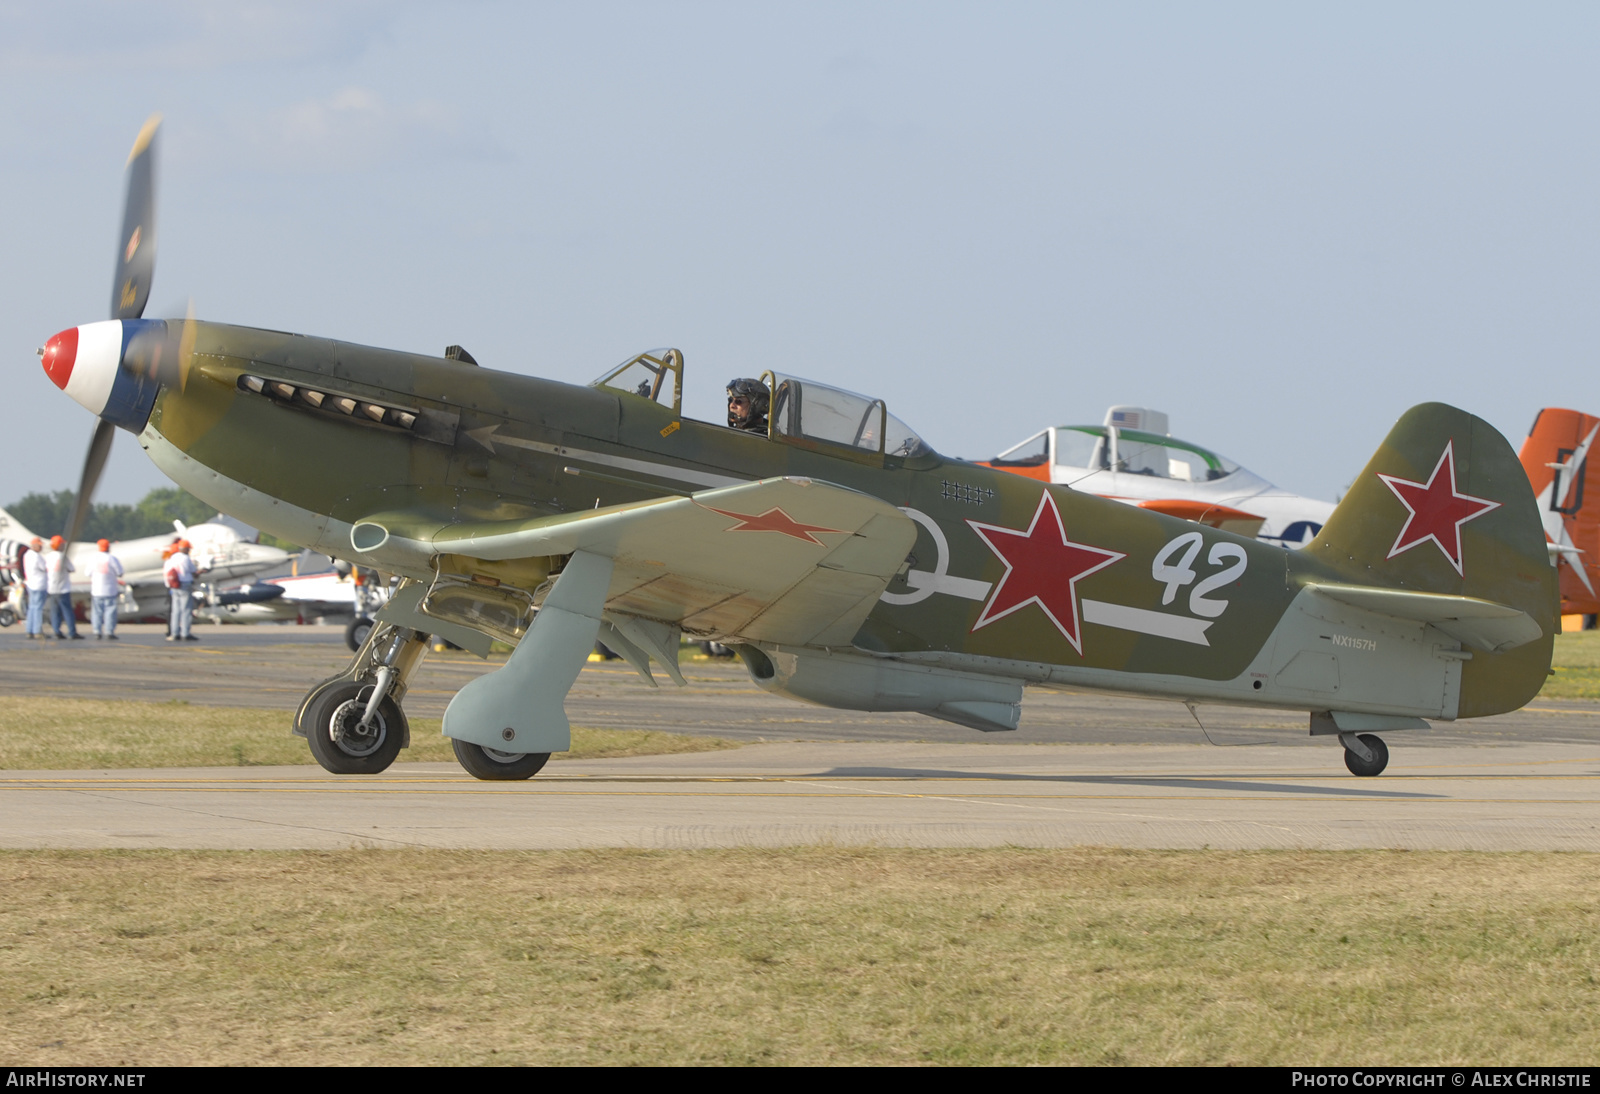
[
  {"x1": 41, "y1": 327, "x2": 79, "y2": 389},
  {"x1": 38, "y1": 318, "x2": 162, "y2": 432},
  {"x1": 41, "y1": 320, "x2": 124, "y2": 414}
]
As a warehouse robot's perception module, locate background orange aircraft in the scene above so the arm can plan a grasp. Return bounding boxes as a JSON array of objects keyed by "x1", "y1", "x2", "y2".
[{"x1": 1520, "y1": 408, "x2": 1600, "y2": 628}]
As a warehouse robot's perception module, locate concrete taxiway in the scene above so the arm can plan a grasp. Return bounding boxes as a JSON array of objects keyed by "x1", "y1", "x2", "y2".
[
  {"x1": 5, "y1": 623, "x2": 1600, "y2": 746},
  {"x1": 2, "y1": 624, "x2": 1597, "y2": 851},
  {"x1": 3, "y1": 742, "x2": 1597, "y2": 851}
]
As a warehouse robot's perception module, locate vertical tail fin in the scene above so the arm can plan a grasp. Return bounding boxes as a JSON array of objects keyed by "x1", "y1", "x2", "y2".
[
  {"x1": 0, "y1": 507, "x2": 36, "y2": 543},
  {"x1": 1306, "y1": 402, "x2": 1556, "y2": 716},
  {"x1": 1518, "y1": 407, "x2": 1600, "y2": 616}
]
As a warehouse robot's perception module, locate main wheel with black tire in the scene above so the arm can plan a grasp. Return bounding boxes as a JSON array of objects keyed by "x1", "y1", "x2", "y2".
[
  {"x1": 345, "y1": 616, "x2": 375, "y2": 652},
  {"x1": 451, "y1": 739, "x2": 550, "y2": 781},
  {"x1": 1342, "y1": 733, "x2": 1390, "y2": 777},
  {"x1": 305, "y1": 682, "x2": 406, "y2": 774},
  {"x1": 0, "y1": 606, "x2": 14, "y2": 627}
]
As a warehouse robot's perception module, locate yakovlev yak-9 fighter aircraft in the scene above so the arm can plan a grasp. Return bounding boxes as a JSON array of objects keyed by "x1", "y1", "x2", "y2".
[{"x1": 36, "y1": 118, "x2": 1558, "y2": 779}]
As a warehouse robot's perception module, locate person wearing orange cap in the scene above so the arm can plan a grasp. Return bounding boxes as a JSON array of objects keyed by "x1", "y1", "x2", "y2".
[
  {"x1": 21, "y1": 536, "x2": 46, "y2": 638},
  {"x1": 88, "y1": 538, "x2": 125, "y2": 640},
  {"x1": 43, "y1": 534, "x2": 80, "y2": 639},
  {"x1": 162, "y1": 538, "x2": 198, "y2": 642}
]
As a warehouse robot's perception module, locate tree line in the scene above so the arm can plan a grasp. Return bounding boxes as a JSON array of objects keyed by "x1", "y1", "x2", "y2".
[{"x1": 5, "y1": 488, "x2": 232, "y2": 542}]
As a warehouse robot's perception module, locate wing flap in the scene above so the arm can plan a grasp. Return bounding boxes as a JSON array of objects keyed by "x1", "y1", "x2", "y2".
[{"x1": 742, "y1": 568, "x2": 888, "y2": 645}]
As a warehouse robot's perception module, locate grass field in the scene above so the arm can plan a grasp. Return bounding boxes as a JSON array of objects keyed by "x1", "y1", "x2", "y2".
[
  {"x1": 1542, "y1": 630, "x2": 1600, "y2": 699},
  {"x1": 0, "y1": 848, "x2": 1595, "y2": 1066},
  {"x1": 0, "y1": 697, "x2": 737, "y2": 769}
]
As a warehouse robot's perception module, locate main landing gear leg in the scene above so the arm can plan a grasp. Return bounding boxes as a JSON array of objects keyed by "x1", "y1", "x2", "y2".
[
  {"x1": 296, "y1": 619, "x2": 432, "y2": 775},
  {"x1": 443, "y1": 550, "x2": 615, "y2": 781}
]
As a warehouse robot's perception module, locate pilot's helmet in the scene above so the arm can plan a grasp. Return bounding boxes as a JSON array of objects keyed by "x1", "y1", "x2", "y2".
[
  {"x1": 726, "y1": 377, "x2": 770, "y2": 429},
  {"x1": 49, "y1": 536, "x2": 63, "y2": 549},
  {"x1": 96, "y1": 539, "x2": 110, "y2": 552}
]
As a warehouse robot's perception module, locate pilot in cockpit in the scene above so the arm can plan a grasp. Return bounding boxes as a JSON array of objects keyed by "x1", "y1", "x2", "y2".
[{"x1": 726, "y1": 378, "x2": 770, "y2": 435}]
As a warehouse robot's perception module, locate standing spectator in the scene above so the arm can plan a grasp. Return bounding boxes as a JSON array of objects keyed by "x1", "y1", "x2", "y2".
[
  {"x1": 22, "y1": 537, "x2": 46, "y2": 639},
  {"x1": 160, "y1": 542, "x2": 176, "y2": 639},
  {"x1": 43, "y1": 535, "x2": 80, "y2": 640},
  {"x1": 88, "y1": 539, "x2": 124, "y2": 640},
  {"x1": 163, "y1": 539, "x2": 198, "y2": 642}
]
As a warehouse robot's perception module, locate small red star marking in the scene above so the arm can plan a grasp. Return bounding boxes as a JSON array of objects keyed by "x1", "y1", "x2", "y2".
[
  {"x1": 967, "y1": 491, "x2": 1125, "y2": 655},
  {"x1": 1377, "y1": 440, "x2": 1500, "y2": 576},
  {"x1": 701, "y1": 504, "x2": 845, "y2": 546}
]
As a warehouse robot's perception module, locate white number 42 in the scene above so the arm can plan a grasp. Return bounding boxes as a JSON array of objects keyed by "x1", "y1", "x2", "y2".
[{"x1": 1151, "y1": 531, "x2": 1249, "y2": 619}]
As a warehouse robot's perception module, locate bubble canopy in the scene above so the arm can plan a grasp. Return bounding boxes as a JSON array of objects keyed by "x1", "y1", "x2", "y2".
[{"x1": 592, "y1": 352, "x2": 931, "y2": 459}]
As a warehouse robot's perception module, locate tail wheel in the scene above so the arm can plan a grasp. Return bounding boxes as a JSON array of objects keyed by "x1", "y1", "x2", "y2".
[
  {"x1": 305, "y1": 682, "x2": 406, "y2": 775},
  {"x1": 1342, "y1": 733, "x2": 1390, "y2": 777},
  {"x1": 452, "y1": 739, "x2": 550, "y2": 781}
]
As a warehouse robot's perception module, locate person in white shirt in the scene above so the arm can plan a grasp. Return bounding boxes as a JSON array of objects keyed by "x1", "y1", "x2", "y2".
[
  {"x1": 163, "y1": 539, "x2": 199, "y2": 642},
  {"x1": 21, "y1": 537, "x2": 46, "y2": 638},
  {"x1": 88, "y1": 539, "x2": 125, "y2": 640},
  {"x1": 43, "y1": 535, "x2": 80, "y2": 640}
]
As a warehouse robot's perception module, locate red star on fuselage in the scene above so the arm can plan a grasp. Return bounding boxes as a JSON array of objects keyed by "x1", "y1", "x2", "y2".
[
  {"x1": 1377, "y1": 440, "x2": 1500, "y2": 576},
  {"x1": 700, "y1": 504, "x2": 845, "y2": 546},
  {"x1": 967, "y1": 491, "x2": 1125, "y2": 655}
]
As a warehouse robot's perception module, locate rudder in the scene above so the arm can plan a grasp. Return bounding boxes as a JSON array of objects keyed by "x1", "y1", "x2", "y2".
[{"x1": 1518, "y1": 407, "x2": 1600, "y2": 617}]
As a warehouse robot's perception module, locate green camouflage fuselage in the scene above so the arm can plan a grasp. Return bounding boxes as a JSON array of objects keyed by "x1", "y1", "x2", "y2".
[{"x1": 142, "y1": 323, "x2": 1556, "y2": 723}]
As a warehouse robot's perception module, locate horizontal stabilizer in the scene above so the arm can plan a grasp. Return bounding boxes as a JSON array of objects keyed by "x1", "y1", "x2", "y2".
[{"x1": 1306, "y1": 583, "x2": 1542, "y2": 653}]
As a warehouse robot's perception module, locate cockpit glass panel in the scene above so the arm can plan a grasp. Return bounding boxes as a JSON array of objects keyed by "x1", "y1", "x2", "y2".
[
  {"x1": 768, "y1": 373, "x2": 930, "y2": 457},
  {"x1": 882, "y1": 412, "x2": 927, "y2": 458},
  {"x1": 1052, "y1": 427, "x2": 1102, "y2": 470},
  {"x1": 993, "y1": 430, "x2": 1049, "y2": 466},
  {"x1": 1110, "y1": 427, "x2": 1239, "y2": 481},
  {"x1": 590, "y1": 348, "x2": 683, "y2": 413}
]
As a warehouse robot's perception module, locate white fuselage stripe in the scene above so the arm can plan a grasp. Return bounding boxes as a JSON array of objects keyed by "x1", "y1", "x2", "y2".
[
  {"x1": 1081, "y1": 599, "x2": 1214, "y2": 646},
  {"x1": 498, "y1": 435, "x2": 746, "y2": 490}
]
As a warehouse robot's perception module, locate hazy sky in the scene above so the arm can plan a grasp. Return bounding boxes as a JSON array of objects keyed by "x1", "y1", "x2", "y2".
[{"x1": 3, "y1": 1, "x2": 1598, "y2": 509}]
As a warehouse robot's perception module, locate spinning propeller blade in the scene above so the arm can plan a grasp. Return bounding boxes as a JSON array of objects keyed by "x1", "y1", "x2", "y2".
[
  {"x1": 110, "y1": 115, "x2": 159, "y2": 322},
  {"x1": 122, "y1": 299, "x2": 197, "y2": 391},
  {"x1": 64, "y1": 420, "x2": 115, "y2": 547},
  {"x1": 64, "y1": 114, "x2": 165, "y2": 544}
]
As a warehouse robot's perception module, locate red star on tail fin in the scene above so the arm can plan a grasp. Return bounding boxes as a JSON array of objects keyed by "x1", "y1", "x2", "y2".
[{"x1": 1377, "y1": 440, "x2": 1500, "y2": 576}]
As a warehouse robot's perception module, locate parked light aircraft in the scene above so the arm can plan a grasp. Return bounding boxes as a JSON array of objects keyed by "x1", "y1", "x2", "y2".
[
  {"x1": 35, "y1": 117, "x2": 1557, "y2": 780},
  {"x1": 1518, "y1": 407, "x2": 1600, "y2": 626},
  {"x1": 199, "y1": 562, "x2": 390, "y2": 649},
  {"x1": 0, "y1": 504, "x2": 287, "y2": 621},
  {"x1": 980, "y1": 407, "x2": 1336, "y2": 547}
]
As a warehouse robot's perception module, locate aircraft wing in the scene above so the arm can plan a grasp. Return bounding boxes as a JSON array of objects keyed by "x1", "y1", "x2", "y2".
[
  {"x1": 117, "y1": 568, "x2": 165, "y2": 589},
  {"x1": 384, "y1": 477, "x2": 917, "y2": 647}
]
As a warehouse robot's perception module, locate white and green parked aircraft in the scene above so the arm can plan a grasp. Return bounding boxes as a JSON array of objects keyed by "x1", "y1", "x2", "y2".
[{"x1": 982, "y1": 406, "x2": 1337, "y2": 548}]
